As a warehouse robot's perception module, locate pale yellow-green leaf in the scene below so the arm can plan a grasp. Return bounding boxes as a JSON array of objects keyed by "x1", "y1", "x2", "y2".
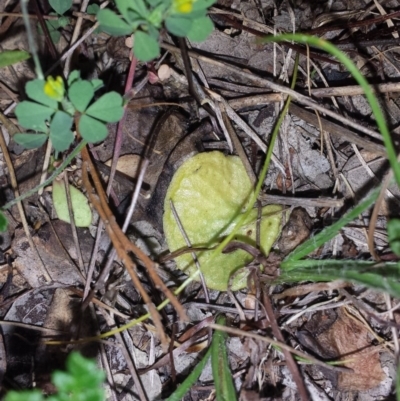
[
  {"x1": 163, "y1": 151, "x2": 282, "y2": 291},
  {"x1": 52, "y1": 179, "x2": 92, "y2": 227}
]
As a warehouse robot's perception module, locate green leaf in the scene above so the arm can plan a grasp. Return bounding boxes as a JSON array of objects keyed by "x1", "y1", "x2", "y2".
[
  {"x1": 192, "y1": 0, "x2": 216, "y2": 11},
  {"x1": 54, "y1": 352, "x2": 105, "y2": 393},
  {"x1": 48, "y1": 28, "x2": 61, "y2": 44},
  {"x1": 211, "y1": 316, "x2": 237, "y2": 401},
  {"x1": 129, "y1": 0, "x2": 150, "y2": 19},
  {"x1": 68, "y1": 80, "x2": 94, "y2": 112},
  {"x1": 15, "y1": 101, "x2": 54, "y2": 132},
  {"x1": 87, "y1": 4, "x2": 100, "y2": 14},
  {"x1": 79, "y1": 115, "x2": 108, "y2": 143},
  {"x1": 0, "y1": 211, "x2": 8, "y2": 232},
  {"x1": 115, "y1": 0, "x2": 133, "y2": 21},
  {"x1": 277, "y1": 259, "x2": 400, "y2": 299},
  {"x1": 91, "y1": 79, "x2": 104, "y2": 91},
  {"x1": 97, "y1": 9, "x2": 132, "y2": 36},
  {"x1": 163, "y1": 152, "x2": 282, "y2": 291},
  {"x1": 165, "y1": 16, "x2": 192, "y2": 37},
  {"x1": 148, "y1": 3, "x2": 167, "y2": 27},
  {"x1": 49, "y1": 0, "x2": 72, "y2": 15},
  {"x1": 68, "y1": 70, "x2": 80, "y2": 86},
  {"x1": 0, "y1": 50, "x2": 30, "y2": 68},
  {"x1": 166, "y1": 347, "x2": 212, "y2": 401},
  {"x1": 14, "y1": 132, "x2": 48, "y2": 149},
  {"x1": 282, "y1": 185, "x2": 381, "y2": 266},
  {"x1": 187, "y1": 16, "x2": 214, "y2": 42},
  {"x1": 85, "y1": 92, "x2": 124, "y2": 122},
  {"x1": 388, "y1": 219, "x2": 400, "y2": 256},
  {"x1": 52, "y1": 180, "x2": 92, "y2": 227},
  {"x1": 133, "y1": 30, "x2": 160, "y2": 61},
  {"x1": 58, "y1": 15, "x2": 69, "y2": 27},
  {"x1": 49, "y1": 111, "x2": 74, "y2": 152},
  {"x1": 4, "y1": 390, "x2": 44, "y2": 401},
  {"x1": 46, "y1": 18, "x2": 61, "y2": 30},
  {"x1": 26, "y1": 79, "x2": 58, "y2": 108},
  {"x1": 147, "y1": 0, "x2": 166, "y2": 6}
]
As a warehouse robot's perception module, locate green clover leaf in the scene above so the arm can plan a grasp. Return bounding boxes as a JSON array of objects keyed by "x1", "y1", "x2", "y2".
[
  {"x1": 13, "y1": 133, "x2": 48, "y2": 149},
  {"x1": 187, "y1": 16, "x2": 214, "y2": 42},
  {"x1": 85, "y1": 92, "x2": 124, "y2": 122},
  {"x1": 97, "y1": 9, "x2": 132, "y2": 36},
  {"x1": 133, "y1": 30, "x2": 160, "y2": 61},
  {"x1": 49, "y1": 0, "x2": 72, "y2": 15},
  {"x1": 68, "y1": 80, "x2": 95, "y2": 112},
  {"x1": 78, "y1": 115, "x2": 108, "y2": 143},
  {"x1": 165, "y1": 16, "x2": 192, "y2": 37},
  {"x1": 49, "y1": 111, "x2": 74, "y2": 152},
  {"x1": 15, "y1": 101, "x2": 54, "y2": 132},
  {"x1": 25, "y1": 79, "x2": 58, "y2": 108}
]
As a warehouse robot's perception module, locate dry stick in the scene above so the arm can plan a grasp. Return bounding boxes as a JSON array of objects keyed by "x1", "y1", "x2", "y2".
[
  {"x1": 0, "y1": 12, "x2": 58, "y2": 19},
  {"x1": 63, "y1": 0, "x2": 91, "y2": 76},
  {"x1": 311, "y1": 81, "x2": 400, "y2": 98},
  {"x1": 206, "y1": 90, "x2": 286, "y2": 175},
  {"x1": 100, "y1": 309, "x2": 149, "y2": 401},
  {"x1": 83, "y1": 54, "x2": 137, "y2": 300},
  {"x1": 208, "y1": 323, "x2": 351, "y2": 374},
  {"x1": 62, "y1": 172, "x2": 86, "y2": 275},
  {"x1": 169, "y1": 200, "x2": 210, "y2": 303},
  {"x1": 160, "y1": 44, "x2": 384, "y2": 142},
  {"x1": 221, "y1": 111, "x2": 257, "y2": 185},
  {"x1": 81, "y1": 159, "x2": 167, "y2": 346},
  {"x1": 80, "y1": 147, "x2": 186, "y2": 317},
  {"x1": 262, "y1": 292, "x2": 309, "y2": 401},
  {"x1": 259, "y1": 193, "x2": 343, "y2": 208},
  {"x1": 0, "y1": 126, "x2": 52, "y2": 283},
  {"x1": 288, "y1": 103, "x2": 387, "y2": 156},
  {"x1": 367, "y1": 168, "x2": 395, "y2": 261},
  {"x1": 81, "y1": 147, "x2": 187, "y2": 323}
]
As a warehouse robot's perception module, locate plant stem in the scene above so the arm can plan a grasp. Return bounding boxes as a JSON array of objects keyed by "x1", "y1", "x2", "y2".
[{"x1": 20, "y1": 0, "x2": 44, "y2": 79}]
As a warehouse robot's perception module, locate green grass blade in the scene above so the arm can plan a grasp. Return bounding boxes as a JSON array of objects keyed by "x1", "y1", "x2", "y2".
[
  {"x1": 166, "y1": 347, "x2": 212, "y2": 401},
  {"x1": 211, "y1": 316, "x2": 237, "y2": 401},
  {"x1": 281, "y1": 185, "x2": 381, "y2": 264},
  {"x1": 262, "y1": 34, "x2": 400, "y2": 188},
  {"x1": 277, "y1": 259, "x2": 400, "y2": 298}
]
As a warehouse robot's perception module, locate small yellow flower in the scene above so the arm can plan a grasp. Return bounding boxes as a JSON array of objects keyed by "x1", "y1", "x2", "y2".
[
  {"x1": 173, "y1": 0, "x2": 194, "y2": 13},
  {"x1": 44, "y1": 76, "x2": 64, "y2": 101}
]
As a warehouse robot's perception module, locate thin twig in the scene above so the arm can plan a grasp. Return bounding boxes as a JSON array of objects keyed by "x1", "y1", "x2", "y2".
[
  {"x1": 161, "y1": 43, "x2": 383, "y2": 142},
  {"x1": 169, "y1": 200, "x2": 210, "y2": 303},
  {"x1": 0, "y1": 126, "x2": 52, "y2": 283}
]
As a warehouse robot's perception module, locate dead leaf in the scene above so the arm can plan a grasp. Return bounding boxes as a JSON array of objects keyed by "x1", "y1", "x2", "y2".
[
  {"x1": 105, "y1": 154, "x2": 142, "y2": 179},
  {"x1": 318, "y1": 307, "x2": 385, "y2": 391}
]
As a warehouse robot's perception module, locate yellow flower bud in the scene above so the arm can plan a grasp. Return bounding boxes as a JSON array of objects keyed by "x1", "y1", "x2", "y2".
[
  {"x1": 173, "y1": 0, "x2": 193, "y2": 14},
  {"x1": 44, "y1": 76, "x2": 64, "y2": 101}
]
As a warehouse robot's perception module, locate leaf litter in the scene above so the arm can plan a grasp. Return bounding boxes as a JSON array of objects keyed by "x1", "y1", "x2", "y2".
[{"x1": 0, "y1": 0, "x2": 400, "y2": 400}]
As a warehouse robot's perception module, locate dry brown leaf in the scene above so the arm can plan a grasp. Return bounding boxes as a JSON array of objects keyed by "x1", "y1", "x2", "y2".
[
  {"x1": 105, "y1": 154, "x2": 142, "y2": 179},
  {"x1": 318, "y1": 307, "x2": 385, "y2": 391}
]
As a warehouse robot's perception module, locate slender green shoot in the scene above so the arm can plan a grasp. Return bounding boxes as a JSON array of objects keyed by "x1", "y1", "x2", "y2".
[
  {"x1": 20, "y1": 0, "x2": 44, "y2": 79},
  {"x1": 211, "y1": 316, "x2": 237, "y2": 401},
  {"x1": 281, "y1": 185, "x2": 381, "y2": 265},
  {"x1": 166, "y1": 347, "x2": 212, "y2": 401}
]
